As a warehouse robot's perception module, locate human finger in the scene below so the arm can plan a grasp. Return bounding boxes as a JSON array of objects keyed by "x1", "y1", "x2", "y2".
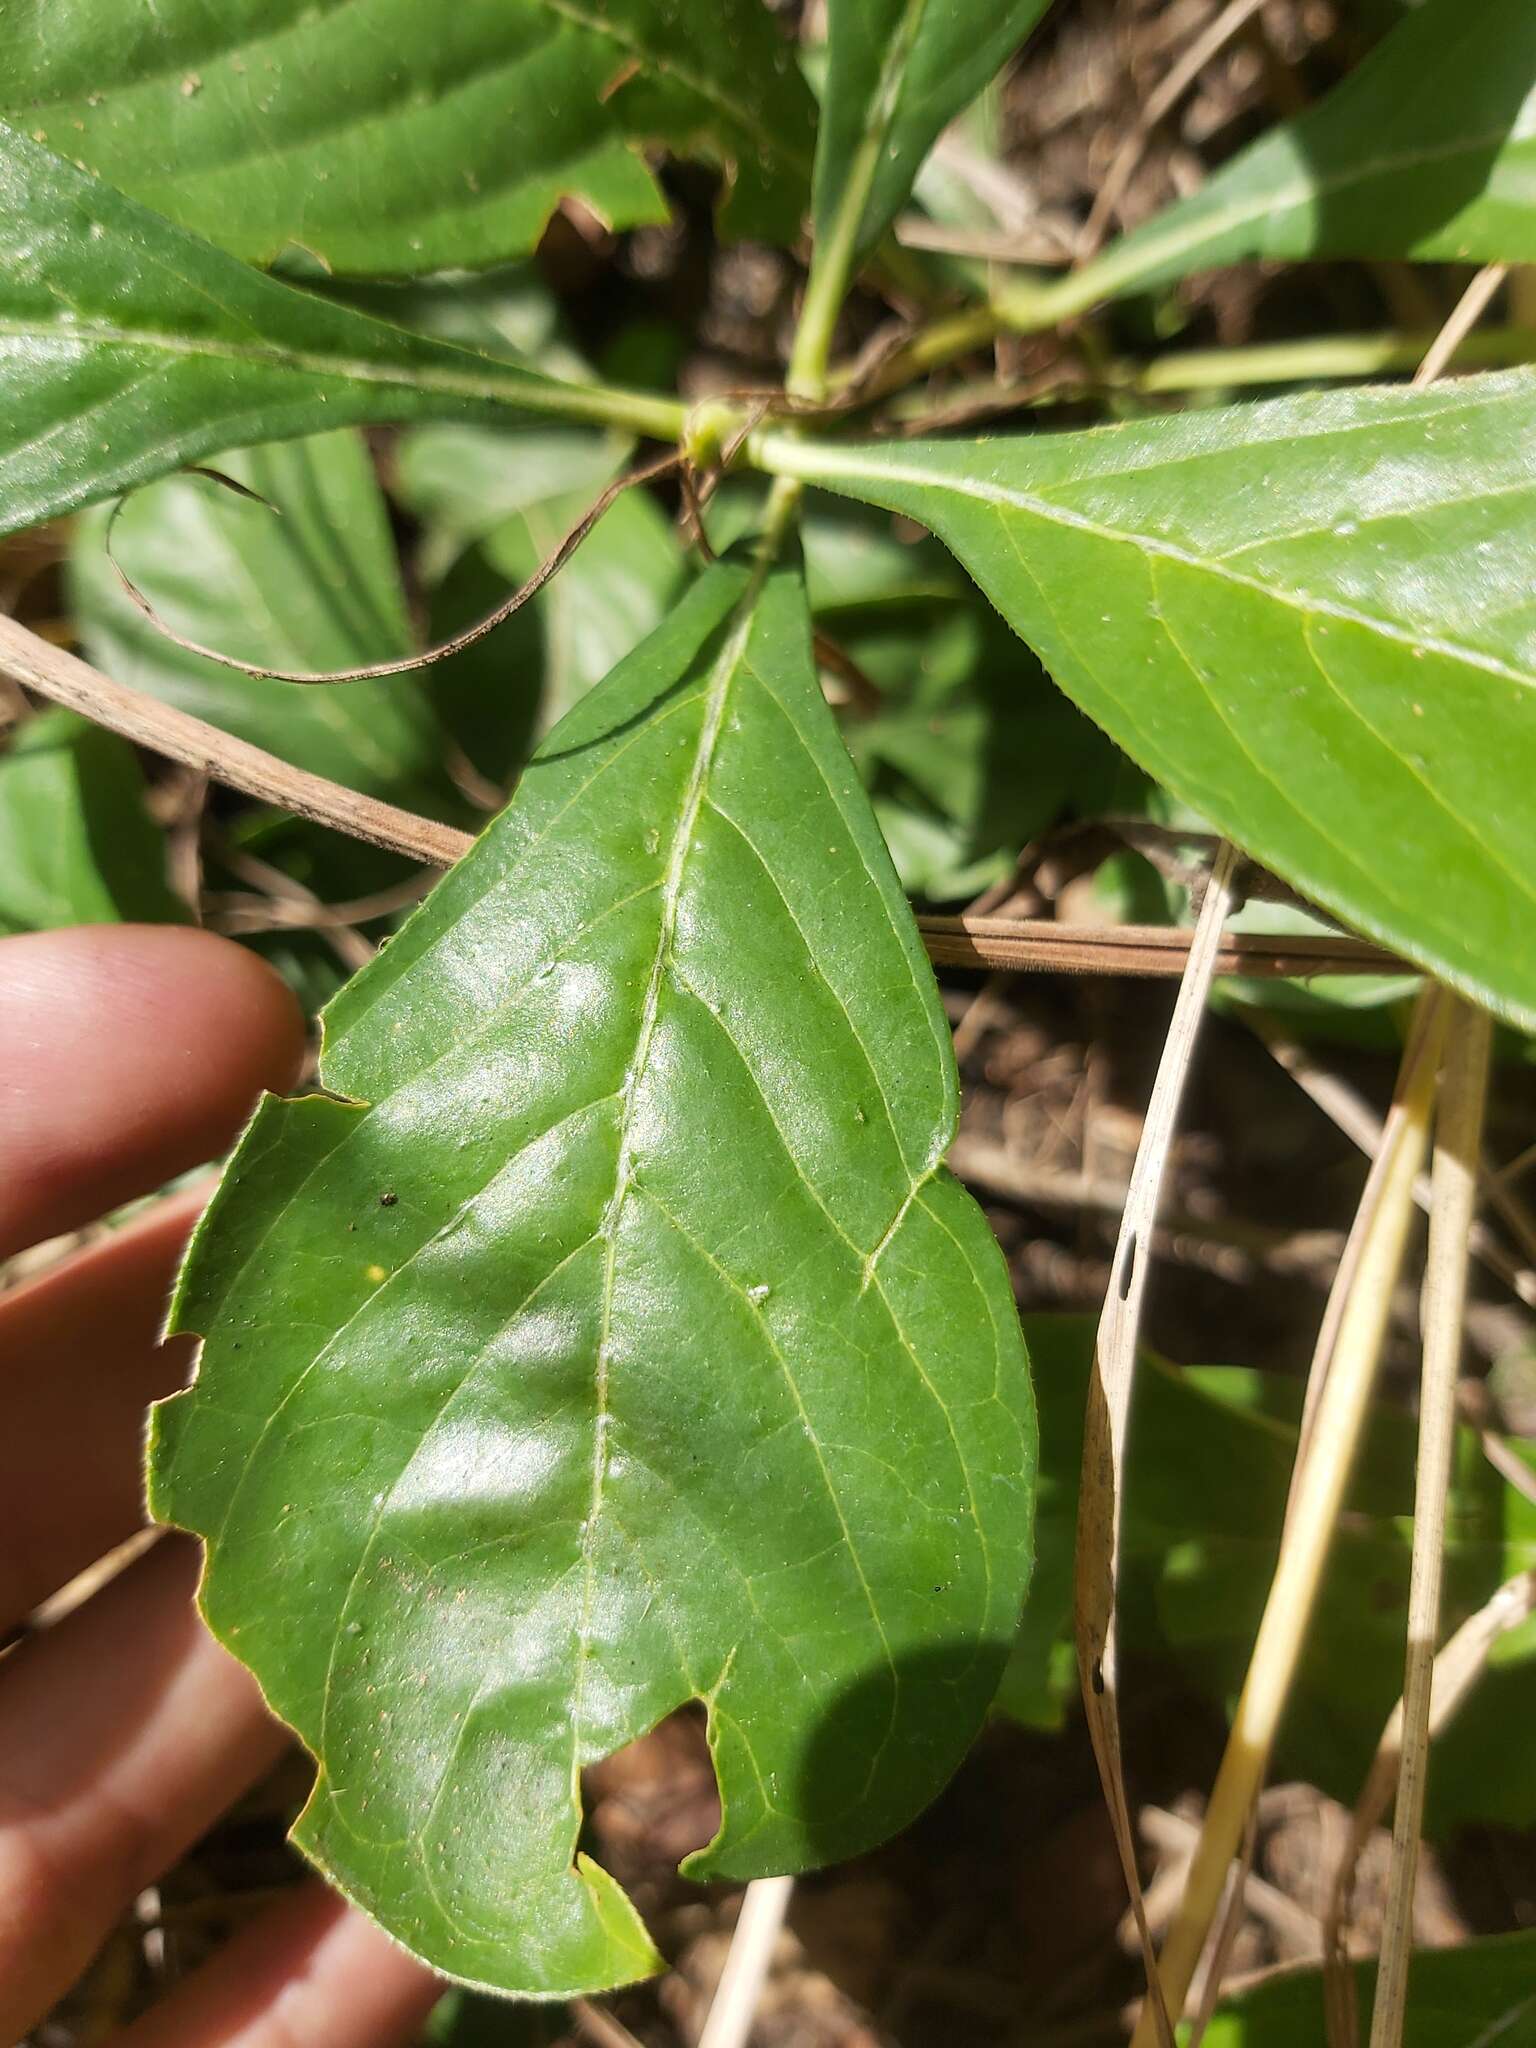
[
  {"x1": 108, "y1": 1884, "x2": 440, "y2": 2048},
  {"x1": 0, "y1": 1187, "x2": 205, "y2": 1632},
  {"x1": 0, "y1": 1536, "x2": 286, "y2": 2039},
  {"x1": 0, "y1": 925, "x2": 304, "y2": 1259}
]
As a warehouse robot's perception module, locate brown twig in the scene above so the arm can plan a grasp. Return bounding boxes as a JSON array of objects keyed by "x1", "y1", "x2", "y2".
[
  {"x1": 1239, "y1": 1007, "x2": 1536, "y2": 1313},
  {"x1": 0, "y1": 612, "x2": 471, "y2": 868},
  {"x1": 1412, "y1": 265, "x2": 1510, "y2": 387},
  {"x1": 1368, "y1": 998, "x2": 1493, "y2": 2048},
  {"x1": 0, "y1": 612, "x2": 1421, "y2": 984},
  {"x1": 219, "y1": 849, "x2": 373, "y2": 972},
  {"x1": 1133, "y1": 991, "x2": 1449, "y2": 2046},
  {"x1": 919, "y1": 914, "x2": 1402, "y2": 979},
  {"x1": 1323, "y1": 1565, "x2": 1536, "y2": 2042},
  {"x1": 205, "y1": 868, "x2": 436, "y2": 941},
  {"x1": 811, "y1": 629, "x2": 883, "y2": 713}
]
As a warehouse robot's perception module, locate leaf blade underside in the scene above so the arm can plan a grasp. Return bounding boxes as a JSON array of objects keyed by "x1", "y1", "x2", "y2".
[
  {"x1": 150, "y1": 555, "x2": 1035, "y2": 1997},
  {"x1": 760, "y1": 370, "x2": 1536, "y2": 1029}
]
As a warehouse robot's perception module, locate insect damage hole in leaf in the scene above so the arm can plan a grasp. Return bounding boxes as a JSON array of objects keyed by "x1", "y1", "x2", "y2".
[{"x1": 148, "y1": 548, "x2": 1036, "y2": 1998}]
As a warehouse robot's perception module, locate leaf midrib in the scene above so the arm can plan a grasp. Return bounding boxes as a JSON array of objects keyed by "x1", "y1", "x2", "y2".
[
  {"x1": 0, "y1": 316, "x2": 567, "y2": 413},
  {"x1": 781, "y1": 443, "x2": 1536, "y2": 689},
  {"x1": 574, "y1": 564, "x2": 764, "y2": 1763}
]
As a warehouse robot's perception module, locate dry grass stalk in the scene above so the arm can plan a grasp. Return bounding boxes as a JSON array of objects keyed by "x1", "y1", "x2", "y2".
[
  {"x1": 1129, "y1": 989, "x2": 1449, "y2": 2046},
  {"x1": 1076, "y1": 838, "x2": 1244, "y2": 2048},
  {"x1": 1366, "y1": 999, "x2": 1494, "y2": 2048}
]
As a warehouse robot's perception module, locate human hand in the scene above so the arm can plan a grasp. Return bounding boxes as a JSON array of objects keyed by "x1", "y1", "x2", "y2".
[{"x1": 0, "y1": 925, "x2": 442, "y2": 2047}]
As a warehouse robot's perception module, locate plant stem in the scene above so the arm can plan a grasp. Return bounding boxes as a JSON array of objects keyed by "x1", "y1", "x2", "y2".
[
  {"x1": 851, "y1": 321, "x2": 1536, "y2": 417},
  {"x1": 1136, "y1": 327, "x2": 1536, "y2": 393},
  {"x1": 1129, "y1": 989, "x2": 1448, "y2": 2047},
  {"x1": 789, "y1": 150, "x2": 878, "y2": 402},
  {"x1": 789, "y1": 0, "x2": 934, "y2": 402},
  {"x1": 547, "y1": 378, "x2": 688, "y2": 442},
  {"x1": 1369, "y1": 996, "x2": 1493, "y2": 2048}
]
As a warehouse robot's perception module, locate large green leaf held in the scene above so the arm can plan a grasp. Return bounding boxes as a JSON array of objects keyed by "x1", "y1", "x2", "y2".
[
  {"x1": 760, "y1": 370, "x2": 1536, "y2": 1030},
  {"x1": 150, "y1": 553, "x2": 1035, "y2": 1996}
]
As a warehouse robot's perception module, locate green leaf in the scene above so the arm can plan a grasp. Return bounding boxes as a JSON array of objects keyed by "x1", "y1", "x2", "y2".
[
  {"x1": 1196, "y1": 1928, "x2": 1536, "y2": 2045},
  {"x1": 760, "y1": 372, "x2": 1536, "y2": 1029},
  {"x1": 483, "y1": 485, "x2": 682, "y2": 739},
  {"x1": 1074, "y1": 0, "x2": 1536, "y2": 305},
  {"x1": 0, "y1": 125, "x2": 679, "y2": 539},
  {"x1": 3, "y1": 0, "x2": 817, "y2": 275},
  {"x1": 0, "y1": 707, "x2": 185, "y2": 932},
  {"x1": 69, "y1": 432, "x2": 456, "y2": 810},
  {"x1": 396, "y1": 413, "x2": 681, "y2": 780},
  {"x1": 1002, "y1": 1318, "x2": 1536, "y2": 1833},
  {"x1": 148, "y1": 553, "x2": 1036, "y2": 1996},
  {"x1": 329, "y1": 267, "x2": 593, "y2": 376},
  {"x1": 813, "y1": 0, "x2": 1052, "y2": 272},
  {"x1": 843, "y1": 605, "x2": 1117, "y2": 901},
  {"x1": 419, "y1": 481, "x2": 682, "y2": 788},
  {"x1": 398, "y1": 425, "x2": 631, "y2": 572}
]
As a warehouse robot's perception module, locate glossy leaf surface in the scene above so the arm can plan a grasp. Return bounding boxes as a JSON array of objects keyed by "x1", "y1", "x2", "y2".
[
  {"x1": 1198, "y1": 1929, "x2": 1536, "y2": 2045},
  {"x1": 814, "y1": 0, "x2": 1051, "y2": 269},
  {"x1": 70, "y1": 432, "x2": 453, "y2": 809},
  {"x1": 764, "y1": 371, "x2": 1536, "y2": 1027},
  {"x1": 0, "y1": 126, "x2": 606, "y2": 539},
  {"x1": 4, "y1": 0, "x2": 817, "y2": 274},
  {"x1": 150, "y1": 555, "x2": 1035, "y2": 1995},
  {"x1": 1084, "y1": 0, "x2": 1536, "y2": 303},
  {"x1": 0, "y1": 708, "x2": 185, "y2": 932}
]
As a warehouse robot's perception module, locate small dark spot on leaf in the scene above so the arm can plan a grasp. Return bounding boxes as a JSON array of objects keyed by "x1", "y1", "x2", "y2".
[
  {"x1": 1091, "y1": 1659, "x2": 1105, "y2": 1696},
  {"x1": 379, "y1": 1191, "x2": 398, "y2": 1207}
]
